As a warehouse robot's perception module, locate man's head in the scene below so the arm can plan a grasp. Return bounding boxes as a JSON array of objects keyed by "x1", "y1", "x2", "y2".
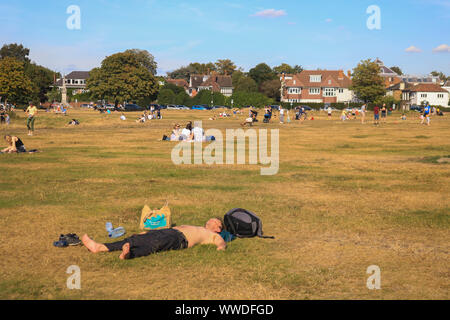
[
  {"x1": 4, "y1": 135, "x2": 11, "y2": 143},
  {"x1": 205, "y1": 218, "x2": 223, "y2": 233}
]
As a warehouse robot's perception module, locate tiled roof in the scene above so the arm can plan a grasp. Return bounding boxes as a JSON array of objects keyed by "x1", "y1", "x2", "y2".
[
  {"x1": 167, "y1": 78, "x2": 188, "y2": 88},
  {"x1": 282, "y1": 70, "x2": 352, "y2": 88},
  {"x1": 190, "y1": 74, "x2": 233, "y2": 89},
  {"x1": 65, "y1": 71, "x2": 90, "y2": 79},
  {"x1": 409, "y1": 83, "x2": 448, "y2": 93}
]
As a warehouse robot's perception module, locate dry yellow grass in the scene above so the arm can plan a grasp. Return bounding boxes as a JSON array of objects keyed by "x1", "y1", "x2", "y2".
[{"x1": 0, "y1": 107, "x2": 448, "y2": 299}]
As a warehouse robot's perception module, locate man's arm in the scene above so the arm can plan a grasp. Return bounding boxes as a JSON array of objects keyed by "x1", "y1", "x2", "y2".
[{"x1": 213, "y1": 233, "x2": 227, "y2": 251}]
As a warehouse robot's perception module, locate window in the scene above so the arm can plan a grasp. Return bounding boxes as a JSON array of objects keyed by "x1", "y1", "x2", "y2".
[
  {"x1": 338, "y1": 88, "x2": 344, "y2": 93},
  {"x1": 310, "y1": 75, "x2": 322, "y2": 82},
  {"x1": 309, "y1": 88, "x2": 320, "y2": 95},
  {"x1": 288, "y1": 88, "x2": 301, "y2": 94},
  {"x1": 421, "y1": 94, "x2": 428, "y2": 98},
  {"x1": 323, "y1": 88, "x2": 336, "y2": 97},
  {"x1": 438, "y1": 94, "x2": 444, "y2": 98}
]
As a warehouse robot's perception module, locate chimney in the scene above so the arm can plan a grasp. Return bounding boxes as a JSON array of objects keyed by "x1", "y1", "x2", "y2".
[
  {"x1": 347, "y1": 70, "x2": 352, "y2": 78},
  {"x1": 338, "y1": 70, "x2": 344, "y2": 80}
]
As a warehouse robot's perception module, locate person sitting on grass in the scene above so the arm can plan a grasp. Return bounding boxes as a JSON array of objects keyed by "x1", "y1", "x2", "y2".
[
  {"x1": 1, "y1": 135, "x2": 26, "y2": 153},
  {"x1": 81, "y1": 218, "x2": 226, "y2": 260},
  {"x1": 170, "y1": 123, "x2": 182, "y2": 141},
  {"x1": 241, "y1": 116, "x2": 253, "y2": 127}
]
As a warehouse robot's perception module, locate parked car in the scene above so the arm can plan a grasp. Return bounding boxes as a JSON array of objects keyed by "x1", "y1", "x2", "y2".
[
  {"x1": 105, "y1": 104, "x2": 116, "y2": 111},
  {"x1": 122, "y1": 104, "x2": 144, "y2": 111},
  {"x1": 410, "y1": 105, "x2": 423, "y2": 112},
  {"x1": 269, "y1": 105, "x2": 280, "y2": 111},
  {"x1": 166, "y1": 104, "x2": 179, "y2": 110},
  {"x1": 192, "y1": 105, "x2": 207, "y2": 110},
  {"x1": 177, "y1": 105, "x2": 189, "y2": 110},
  {"x1": 300, "y1": 105, "x2": 313, "y2": 111},
  {"x1": 80, "y1": 103, "x2": 90, "y2": 108}
]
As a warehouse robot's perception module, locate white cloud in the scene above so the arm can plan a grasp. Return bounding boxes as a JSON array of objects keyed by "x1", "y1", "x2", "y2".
[
  {"x1": 251, "y1": 9, "x2": 287, "y2": 18},
  {"x1": 405, "y1": 46, "x2": 422, "y2": 53},
  {"x1": 432, "y1": 44, "x2": 450, "y2": 53}
]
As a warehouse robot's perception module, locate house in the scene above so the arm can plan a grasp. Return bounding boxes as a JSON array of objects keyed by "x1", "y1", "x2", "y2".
[
  {"x1": 280, "y1": 70, "x2": 355, "y2": 104},
  {"x1": 400, "y1": 83, "x2": 449, "y2": 108},
  {"x1": 188, "y1": 73, "x2": 233, "y2": 97},
  {"x1": 54, "y1": 71, "x2": 90, "y2": 94},
  {"x1": 166, "y1": 78, "x2": 189, "y2": 94},
  {"x1": 374, "y1": 58, "x2": 401, "y2": 88}
]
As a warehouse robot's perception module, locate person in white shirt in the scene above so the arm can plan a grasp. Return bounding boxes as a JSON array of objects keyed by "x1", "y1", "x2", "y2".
[
  {"x1": 181, "y1": 121, "x2": 193, "y2": 141},
  {"x1": 279, "y1": 107, "x2": 285, "y2": 123},
  {"x1": 192, "y1": 126, "x2": 204, "y2": 142},
  {"x1": 360, "y1": 104, "x2": 367, "y2": 124}
]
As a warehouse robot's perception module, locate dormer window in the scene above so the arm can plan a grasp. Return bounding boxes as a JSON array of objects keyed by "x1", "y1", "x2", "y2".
[{"x1": 310, "y1": 75, "x2": 321, "y2": 82}]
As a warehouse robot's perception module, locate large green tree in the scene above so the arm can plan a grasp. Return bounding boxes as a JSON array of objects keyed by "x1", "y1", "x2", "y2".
[
  {"x1": 390, "y1": 66, "x2": 403, "y2": 76},
  {"x1": 259, "y1": 79, "x2": 281, "y2": 100},
  {"x1": 248, "y1": 63, "x2": 277, "y2": 86},
  {"x1": 215, "y1": 59, "x2": 237, "y2": 75},
  {"x1": 0, "y1": 43, "x2": 30, "y2": 63},
  {"x1": 124, "y1": 49, "x2": 158, "y2": 75},
  {"x1": 350, "y1": 59, "x2": 386, "y2": 103},
  {"x1": 0, "y1": 57, "x2": 34, "y2": 104},
  {"x1": 431, "y1": 71, "x2": 448, "y2": 82},
  {"x1": 157, "y1": 88, "x2": 176, "y2": 105},
  {"x1": 87, "y1": 51, "x2": 158, "y2": 105},
  {"x1": 273, "y1": 63, "x2": 303, "y2": 74},
  {"x1": 25, "y1": 63, "x2": 55, "y2": 103},
  {"x1": 230, "y1": 91, "x2": 273, "y2": 108},
  {"x1": 232, "y1": 70, "x2": 258, "y2": 92}
]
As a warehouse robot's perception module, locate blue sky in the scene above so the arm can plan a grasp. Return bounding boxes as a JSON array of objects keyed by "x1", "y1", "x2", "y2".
[{"x1": 1, "y1": 0, "x2": 449, "y2": 76}]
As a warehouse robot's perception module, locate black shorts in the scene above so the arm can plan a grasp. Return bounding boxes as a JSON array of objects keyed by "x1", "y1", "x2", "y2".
[{"x1": 104, "y1": 228, "x2": 188, "y2": 259}]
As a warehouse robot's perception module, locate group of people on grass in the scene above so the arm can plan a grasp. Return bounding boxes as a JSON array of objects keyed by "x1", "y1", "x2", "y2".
[
  {"x1": 136, "y1": 109, "x2": 162, "y2": 123},
  {"x1": 164, "y1": 121, "x2": 214, "y2": 142}
]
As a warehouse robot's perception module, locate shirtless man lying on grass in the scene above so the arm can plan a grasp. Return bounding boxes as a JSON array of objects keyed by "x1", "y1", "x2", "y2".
[{"x1": 82, "y1": 218, "x2": 227, "y2": 260}]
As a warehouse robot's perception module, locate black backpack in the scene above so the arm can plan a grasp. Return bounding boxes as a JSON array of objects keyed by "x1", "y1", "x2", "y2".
[{"x1": 224, "y1": 208, "x2": 274, "y2": 239}]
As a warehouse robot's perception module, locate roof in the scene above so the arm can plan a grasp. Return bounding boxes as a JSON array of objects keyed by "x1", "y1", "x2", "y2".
[
  {"x1": 190, "y1": 74, "x2": 233, "y2": 89},
  {"x1": 65, "y1": 71, "x2": 90, "y2": 79},
  {"x1": 409, "y1": 84, "x2": 448, "y2": 93},
  {"x1": 167, "y1": 78, "x2": 189, "y2": 88},
  {"x1": 282, "y1": 70, "x2": 352, "y2": 88}
]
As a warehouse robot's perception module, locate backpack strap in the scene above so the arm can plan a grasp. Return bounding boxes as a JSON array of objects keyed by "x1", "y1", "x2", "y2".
[{"x1": 258, "y1": 235, "x2": 275, "y2": 239}]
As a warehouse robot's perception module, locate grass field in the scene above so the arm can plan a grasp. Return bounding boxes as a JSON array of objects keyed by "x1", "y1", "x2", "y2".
[{"x1": 0, "y1": 107, "x2": 449, "y2": 300}]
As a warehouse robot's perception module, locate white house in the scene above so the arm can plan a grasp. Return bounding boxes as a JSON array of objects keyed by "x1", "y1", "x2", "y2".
[{"x1": 402, "y1": 83, "x2": 449, "y2": 107}]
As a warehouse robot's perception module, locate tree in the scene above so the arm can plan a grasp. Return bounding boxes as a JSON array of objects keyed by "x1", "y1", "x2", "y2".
[
  {"x1": 430, "y1": 71, "x2": 448, "y2": 82},
  {"x1": 157, "y1": 88, "x2": 176, "y2": 105},
  {"x1": 248, "y1": 63, "x2": 277, "y2": 86},
  {"x1": 161, "y1": 83, "x2": 186, "y2": 95},
  {"x1": 215, "y1": 59, "x2": 237, "y2": 75},
  {"x1": 174, "y1": 91, "x2": 190, "y2": 106},
  {"x1": 0, "y1": 57, "x2": 34, "y2": 104},
  {"x1": 230, "y1": 91, "x2": 274, "y2": 108},
  {"x1": 46, "y1": 87, "x2": 62, "y2": 103},
  {"x1": 259, "y1": 79, "x2": 281, "y2": 100},
  {"x1": 390, "y1": 66, "x2": 403, "y2": 76},
  {"x1": 124, "y1": 49, "x2": 158, "y2": 75},
  {"x1": 0, "y1": 43, "x2": 30, "y2": 63},
  {"x1": 86, "y1": 51, "x2": 158, "y2": 105},
  {"x1": 25, "y1": 63, "x2": 55, "y2": 103},
  {"x1": 167, "y1": 65, "x2": 196, "y2": 82},
  {"x1": 232, "y1": 70, "x2": 258, "y2": 92},
  {"x1": 350, "y1": 59, "x2": 386, "y2": 103},
  {"x1": 273, "y1": 63, "x2": 303, "y2": 75}
]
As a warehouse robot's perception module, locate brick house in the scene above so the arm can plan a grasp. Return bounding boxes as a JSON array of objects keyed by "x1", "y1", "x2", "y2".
[
  {"x1": 374, "y1": 58, "x2": 401, "y2": 88},
  {"x1": 188, "y1": 74, "x2": 233, "y2": 97},
  {"x1": 280, "y1": 70, "x2": 355, "y2": 104},
  {"x1": 166, "y1": 78, "x2": 189, "y2": 94}
]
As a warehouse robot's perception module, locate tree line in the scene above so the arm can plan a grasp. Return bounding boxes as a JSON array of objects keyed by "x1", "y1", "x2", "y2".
[{"x1": 1, "y1": 42, "x2": 448, "y2": 108}]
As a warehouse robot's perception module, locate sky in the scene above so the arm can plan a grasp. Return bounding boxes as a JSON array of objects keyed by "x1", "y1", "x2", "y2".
[{"x1": 1, "y1": 0, "x2": 449, "y2": 76}]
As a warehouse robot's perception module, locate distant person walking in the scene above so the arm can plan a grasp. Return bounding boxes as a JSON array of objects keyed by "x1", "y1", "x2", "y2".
[
  {"x1": 25, "y1": 102, "x2": 38, "y2": 136},
  {"x1": 421, "y1": 104, "x2": 431, "y2": 126},
  {"x1": 327, "y1": 106, "x2": 332, "y2": 119},
  {"x1": 381, "y1": 104, "x2": 387, "y2": 123},
  {"x1": 360, "y1": 104, "x2": 367, "y2": 124},
  {"x1": 373, "y1": 105, "x2": 380, "y2": 125},
  {"x1": 279, "y1": 106, "x2": 285, "y2": 124}
]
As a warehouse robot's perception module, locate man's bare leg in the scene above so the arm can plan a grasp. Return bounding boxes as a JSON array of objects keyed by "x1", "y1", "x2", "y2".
[
  {"x1": 119, "y1": 243, "x2": 131, "y2": 260},
  {"x1": 81, "y1": 234, "x2": 109, "y2": 253}
]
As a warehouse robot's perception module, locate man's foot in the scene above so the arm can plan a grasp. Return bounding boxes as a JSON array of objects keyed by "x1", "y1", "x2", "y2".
[
  {"x1": 81, "y1": 234, "x2": 107, "y2": 253},
  {"x1": 119, "y1": 242, "x2": 131, "y2": 260}
]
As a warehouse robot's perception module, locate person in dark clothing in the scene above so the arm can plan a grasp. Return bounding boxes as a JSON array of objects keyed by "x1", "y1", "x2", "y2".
[
  {"x1": 1, "y1": 135, "x2": 26, "y2": 153},
  {"x1": 82, "y1": 218, "x2": 226, "y2": 260}
]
